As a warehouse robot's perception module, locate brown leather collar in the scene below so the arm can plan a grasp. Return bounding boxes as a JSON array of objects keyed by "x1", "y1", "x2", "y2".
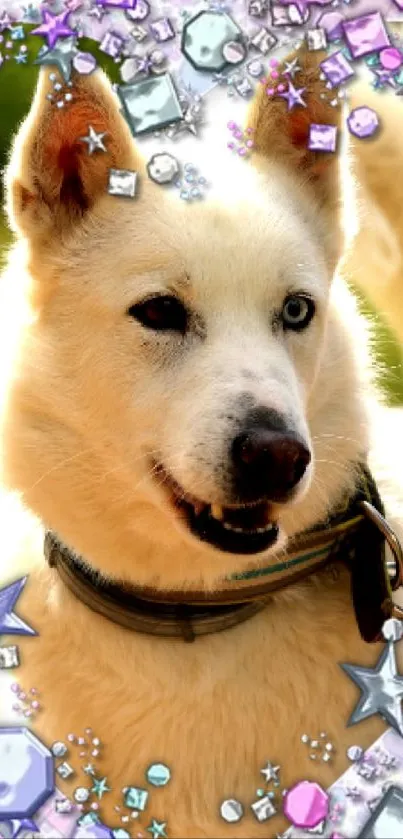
[{"x1": 44, "y1": 463, "x2": 403, "y2": 643}]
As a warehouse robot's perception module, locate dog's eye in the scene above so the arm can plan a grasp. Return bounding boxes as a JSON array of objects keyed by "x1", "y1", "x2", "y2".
[
  {"x1": 281, "y1": 295, "x2": 315, "y2": 331},
  {"x1": 127, "y1": 295, "x2": 188, "y2": 333}
]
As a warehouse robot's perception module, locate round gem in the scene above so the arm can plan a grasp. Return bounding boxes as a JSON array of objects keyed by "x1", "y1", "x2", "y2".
[
  {"x1": 379, "y1": 47, "x2": 403, "y2": 71},
  {"x1": 347, "y1": 745, "x2": 363, "y2": 762},
  {"x1": 283, "y1": 781, "x2": 329, "y2": 829},
  {"x1": 146, "y1": 763, "x2": 171, "y2": 787},
  {"x1": 51, "y1": 741, "x2": 67, "y2": 758},
  {"x1": 382, "y1": 618, "x2": 403, "y2": 642},
  {"x1": 222, "y1": 40, "x2": 246, "y2": 65},
  {"x1": 73, "y1": 52, "x2": 97, "y2": 75},
  {"x1": 247, "y1": 59, "x2": 264, "y2": 77},
  {"x1": 347, "y1": 106, "x2": 379, "y2": 139},
  {"x1": 220, "y1": 799, "x2": 244, "y2": 823},
  {"x1": 147, "y1": 153, "x2": 179, "y2": 185},
  {"x1": 74, "y1": 788, "x2": 90, "y2": 803},
  {"x1": 125, "y1": 0, "x2": 150, "y2": 21}
]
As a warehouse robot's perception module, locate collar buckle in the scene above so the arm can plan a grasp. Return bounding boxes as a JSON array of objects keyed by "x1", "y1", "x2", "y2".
[{"x1": 360, "y1": 500, "x2": 403, "y2": 622}]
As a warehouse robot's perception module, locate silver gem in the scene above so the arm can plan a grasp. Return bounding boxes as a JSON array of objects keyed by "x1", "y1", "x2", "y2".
[
  {"x1": 51, "y1": 741, "x2": 68, "y2": 758},
  {"x1": 108, "y1": 169, "x2": 138, "y2": 199},
  {"x1": 117, "y1": 74, "x2": 183, "y2": 135},
  {"x1": 251, "y1": 795, "x2": 277, "y2": 822},
  {"x1": 234, "y1": 77, "x2": 253, "y2": 97},
  {"x1": 220, "y1": 799, "x2": 244, "y2": 823},
  {"x1": 247, "y1": 58, "x2": 264, "y2": 77},
  {"x1": 249, "y1": 27, "x2": 276, "y2": 54},
  {"x1": 147, "y1": 153, "x2": 179, "y2": 185},
  {"x1": 383, "y1": 618, "x2": 403, "y2": 642},
  {"x1": 357, "y1": 785, "x2": 403, "y2": 837},
  {"x1": 125, "y1": 0, "x2": 150, "y2": 21},
  {"x1": 247, "y1": 0, "x2": 270, "y2": 15},
  {"x1": 306, "y1": 28, "x2": 328, "y2": 51},
  {"x1": 74, "y1": 787, "x2": 90, "y2": 803},
  {"x1": 341, "y1": 642, "x2": 403, "y2": 735},
  {"x1": 55, "y1": 798, "x2": 73, "y2": 813},
  {"x1": 301, "y1": 733, "x2": 309, "y2": 743},
  {"x1": 130, "y1": 25, "x2": 148, "y2": 42},
  {"x1": 0, "y1": 645, "x2": 19, "y2": 668},
  {"x1": 57, "y1": 762, "x2": 74, "y2": 779}
]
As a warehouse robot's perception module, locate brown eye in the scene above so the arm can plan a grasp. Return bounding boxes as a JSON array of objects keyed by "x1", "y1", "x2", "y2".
[{"x1": 127, "y1": 295, "x2": 188, "y2": 334}]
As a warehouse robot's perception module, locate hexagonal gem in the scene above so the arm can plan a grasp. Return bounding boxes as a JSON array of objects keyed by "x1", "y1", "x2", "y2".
[
  {"x1": 283, "y1": 781, "x2": 329, "y2": 829},
  {"x1": 347, "y1": 106, "x2": 379, "y2": 139},
  {"x1": 146, "y1": 762, "x2": 171, "y2": 786},
  {"x1": 0, "y1": 727, "x2": 54, "y2": 819},
  {"x1": 181, "y1": 11, "x2": 243, "y2": 73}
]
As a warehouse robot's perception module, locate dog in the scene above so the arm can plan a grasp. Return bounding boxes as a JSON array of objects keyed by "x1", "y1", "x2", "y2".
[{"x1": 1, "y1": 47, "x2": 403, "y2": 837}]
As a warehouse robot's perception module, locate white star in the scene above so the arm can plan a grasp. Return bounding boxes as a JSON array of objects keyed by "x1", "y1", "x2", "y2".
[
  {"x1": 283, "y1": 58, "x2": 301, "y2": 79},
  {"x1": 79, "y1": 126, "x2": 108, "y2": 155},
  {"x1": 260, "y1": 761, "x2": 280, "y2": 783}
]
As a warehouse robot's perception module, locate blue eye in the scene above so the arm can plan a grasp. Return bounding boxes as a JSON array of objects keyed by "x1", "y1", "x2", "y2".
[{"x1": 281, "y1": 295, "x2": 315, "y2": 331}]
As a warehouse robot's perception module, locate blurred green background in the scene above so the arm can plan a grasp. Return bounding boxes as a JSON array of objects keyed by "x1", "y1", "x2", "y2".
[{"x1": 0, "y1": 34, "x2": 402, "y2": 405}]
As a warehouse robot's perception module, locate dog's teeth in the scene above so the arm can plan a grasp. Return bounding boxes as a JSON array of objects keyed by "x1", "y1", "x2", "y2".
[
  {"x1": 193, "y1": 502, "x2": 205, "y2": 516},
  {"x1": 210, "y1": 504, "x2": 223, "y2": 521}
]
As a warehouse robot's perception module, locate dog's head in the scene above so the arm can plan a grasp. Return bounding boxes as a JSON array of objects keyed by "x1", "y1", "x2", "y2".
[{"x1": 2, "y1": 52, "x2": 367, "y2": 588}]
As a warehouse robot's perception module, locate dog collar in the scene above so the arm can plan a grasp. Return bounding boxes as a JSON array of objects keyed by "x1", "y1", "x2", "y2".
[{"x1": 44, "y1": 464, "x2": 403, "y2": 643}]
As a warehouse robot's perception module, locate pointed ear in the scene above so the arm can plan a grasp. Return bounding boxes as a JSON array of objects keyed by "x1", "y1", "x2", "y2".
[
  {"x1": 6, "y1": 69, "x2": 139, "y2": 243},
  {"x1": 247, "y1": 46, "x2": 342, "y2": 216}
]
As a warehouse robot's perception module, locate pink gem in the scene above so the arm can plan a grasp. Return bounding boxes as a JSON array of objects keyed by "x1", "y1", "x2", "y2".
[
  {"x1": 31, "y1": 700, "x2": 39, "y2": 709},
  {"x1": 284, "y1": 781, "x2": 329, "y2": 829},
  {"x1": 266, "y1": 87, "x2": 274, "y2": 96},
  {"x1": 24, "y1": 709, "x2": 32, "y2": 718},
  {"x1": 234, "y1": 129, "x2": 243, "y2": 139},
  {"x1": 12, "y1": 703, "x2": 21, "y2": 712},
  {"x1": 227, "y1": 142, "x2": 235, "y2": 149},
  {"x1": 10, "y1": 683, "x2": 20, "y2": 694},
  {"x1": 271, "y1": 70, "x2": 279, "y2": 79},
  {"x1": 379, "y1": 47, "x2": 403, "y2": 71},
  {"x1": 19, "y1": 692, "x2": 26, "y2": 701},
  {"x1": 227, "y1": 120, "x2": 236, "y2": 130},
  {"x1": 246, "y1": 140, "x2": 254, "y2": 148},
  {"x1": 246, "y1": 127, "x2": 254, "y2": 134},
  {"x1": 67, "y1": 733, "x2": 76, "y2": 742},
  {"x1": 30, "y1": 688, "x2": 38, "y2": 694},
  {"x1": 91, "y1": 802, "x2": 99, "y2": 810},
  {"x1": 238, "y1": 148, "x2": 247, "y2": 156},
  {"x1": 278, "y1": 84, "x2": 285, "y2": 92},
  {"x1": 270, "y1": 58, "x2": 279, "y2": 67}
]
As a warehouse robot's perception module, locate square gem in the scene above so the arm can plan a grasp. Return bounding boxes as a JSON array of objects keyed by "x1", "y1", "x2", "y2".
[
  {"x1": 56, "y1": 762, "x2": 74, "y2": 779},
  {"x1": 150, "y1": 18, "x2": 175, "y2": 43},
  {"x1": 342, "y1": 12, "x2": 390, "y2": 59},
  {"x1": 306, "y1": 28, "x2": 327, "y2": 51},
  {"x1": 100, "y1": 31, "x2": 124, "y2": 58},
  {"x1": 308, "y1": 123, "x2": 338, "y2": 153},
  {"x1": 251, "y1": 795, "x2": 277, "y2": 822},
  {"x1": 117, "y1": 73, "x2": 183, "y2": 135},
  {"x1": 124, "y1": 786, "x2": 149, "y2": 810},
  {"x1": 320, "y1": 51, "x2": 355, "y2": 86},
  {"x1": 0, "y1": 645, "x2": 20, "y2": 668},
  {"x1": 108, "y1": 169, "x2": 138, "y2": 198}
]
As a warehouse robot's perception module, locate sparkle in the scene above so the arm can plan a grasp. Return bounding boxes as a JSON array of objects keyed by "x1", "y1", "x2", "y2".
[
  {"x1": 79, "y1": 126, "x2": 108, "y2": 154},
  {"x1": 278, "y1": 80, "x2": 306, "y2": 111},
  {"x1": 340, "y1": 641, "x2": 403, "y2": 735},
  {"x1": 260, "y1": 761, "x2": 281, "y2": 783},
  {"x1": 0, "y1": 11, "x2": 12, "y2": 33},
  {"x1": 147, "y1": 820, "x2": 167, "y2": 839},
  {"x1": 0, "y1": 577, "x2": 37, "y2": 636},
  {"x1": 91, "y1": 776, "x2": 112, "y2": 799},
  {"x1": 32, "y1": 9, "x2": 76, "y2": 50}
]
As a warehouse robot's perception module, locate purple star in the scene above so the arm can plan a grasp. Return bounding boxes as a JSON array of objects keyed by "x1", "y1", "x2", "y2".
[
  {"x1": 373, "y1": 67, "x2": 398, "y2": 88},
  {"x1": 137, "y1": 55, "x2": 154, "y2": 75},
  {"x1": 0, "y1": 577, "x2": 37, "y2": 637},
  {"x1": 278, "y1": 81, "x2": 307, "y2": 111},
  {"x1": 0, "y1": 11, "x2": 12, "y2": 32},
  {"x1": 32, "y1": 9, "x2": 76, "y2": 50}
]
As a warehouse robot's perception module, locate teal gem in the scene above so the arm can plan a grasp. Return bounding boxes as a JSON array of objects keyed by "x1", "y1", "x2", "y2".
[
  {"x1": 395, "y1": 68, "x2": 403, "y2": 86},
  {"x1": 91, "y1": 776, "x2": 111, "y2": 799},
  {"x1": 77, "y1": 812, "x2": 101, "y2": 826},
  {"x1": 11, "y1": 25, "x2": 25, "y2": 40},
  {"x1": 146, "y1": 763, "x2": 171, "y2": 787},
  {"x1": 366, "y1": 54, "x2": 380, "y2": 67},
  {"x1": 256, "y1": 788, "x2": 265, "y2": 797},
  {"x1": 112, "y1": 831, "x2": 131, "y2": 839},
  {"x1": 147, "y1": 820, "x2": 167, "y2": 839},
  {"x1": 124, "y1": 786, "x2": 149, "y2": 810}
]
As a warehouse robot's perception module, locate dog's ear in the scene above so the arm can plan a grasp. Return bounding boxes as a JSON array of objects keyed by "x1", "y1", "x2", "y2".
[
  {"x1": 247, "y1": 46, "x2": 342, "y2": 215},
  {"x1": 6, "y1": 69, "x2": 138, "y2": 243}
]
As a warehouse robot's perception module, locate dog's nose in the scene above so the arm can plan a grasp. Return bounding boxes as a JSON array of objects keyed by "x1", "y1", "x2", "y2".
[{"x1": 231, "y1": 424, "x2": 311, "y2": 502}]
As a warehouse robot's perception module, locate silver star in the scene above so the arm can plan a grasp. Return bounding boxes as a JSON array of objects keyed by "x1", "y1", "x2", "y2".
[
  {"x1": 260, "y1": 761, "x2": 280, "y2": 783},
  {"x1": 283, "y1": 58, "x2": 301, "y2": 79},
  {"x1": 88, "y1": 5, "x2": 109, "y2": 21},
  {"x1": 79, "y1": 126, "x2": 108, "y2": 155},
  {"x1": 34, "y1": 35, "x2": 77, "y2": 83},
  {"x1": 340, "y1": 641, "x2": 403, "y2": 735}
]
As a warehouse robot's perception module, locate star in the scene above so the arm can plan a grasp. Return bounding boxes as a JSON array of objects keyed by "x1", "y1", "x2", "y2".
[
  {"x1": 283, "y1": 58, "x2": 301, "y2": 79},
  {"x1": 34, "y1": 36, "x2": 77, "y2": 83},
  {"x1": 137, "y1": 55, "x2": 154, "y2": 75},
  {"x1": 32, "y1": 9, "x2": 76, "y2": 50},
  {"x1": 91, "y1": 777, "x2": 111, "y2": 799},
  {"x1": 373, "y1": 68, "x2": 398, "y2": 89},
  {"x1": 79, "y1": 126, "x2": 108, "y2": 155},
  {"x1": 0, "y1": 577, "x2": 37, "y2": 637},
  {"x1": 278, "y1": 80, "x2": 307, "y2": 111},
  {"x1": 0, "y1": 11, "x2": 12, "y2": 32},
  {"x1": 15, "y1": 52, "x2": 28, "y2": 64},
  {"x1": 340, "y1": 642, "x2": 403, "y2": 735},
  {"x1": 22, "y1": 4, "x2": 42, "y2": 24},
  {"x1": 88, "y1": 5, "x2": 109, "y2": 20},
  {"x1": 147, "y1": 820, "x2": 167, "y2": 839},
  {"x1": 260, "y1": 761, "x2": 280, "y2": 783},
  {"x1": 83, "y1": 763, "x2": 96, "y2": 775}
]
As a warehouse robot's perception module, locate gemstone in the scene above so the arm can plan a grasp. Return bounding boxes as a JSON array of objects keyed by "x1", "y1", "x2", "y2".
[
  {"x1": 181, "y1": 10, "x2": 243, "y2": 73},
  {"x1": 222, "y1": 40, "x2": 246, "y2": 65},
  {"x1": 124, "y1": 787, "x2": 149, "y2": 810},
  {"x1": 251, "y1": 795, "x2": 276, "y2": 821},
  {"x1": 96, "y1": 0, "x2": 137, "y2": 6},
  {"x1": 146, "y1": 763, "x2": 171, "y2": 787},
  {"x1": 55, "y1": 798, "x2": 73, "y2": 813},
  {"x1": 317, "y1": 12, "x2": 344, "y2": 42},
  {"x1": 130, "y1": 24, "x2": 148, "y2": 42},
  {"x1": 235, "y1": 77, "x2": 253, "y2": 97},
  {"x1": 73, "y1": 51, "x2": 97, "y2": 74},
  {"x1": 249, "y1": 27, "x2": 277, "y2": 54},
  {"x1": 99, "y1": 32, "x2": 124, "y2": 59},
  {"x1": 308, "y1": 123, "x2": 338, "y2": 153},
  {"x1": 57, "y1": 762, "x2": 74, "y2": 779},
  {"x1": 112, "y1": 831, "x2": 131, "y2": 839},
  {"x1": 357, "y1": 785, "x2": 403, "y2": 838},
  {"x1": 0, "y1": 645, "x2": 19, "y2": 668},
  {"x1": 379, "y1": 47, "x2": 403, "y2": 71},
  {"x1": 147, "y1": 153, "x2": 179, "y2": 185},
  {"x1": 347, "y1": 106, "x2": 379, "y2": 138},
  {"x1": 74, "y1": 824, "x2": 114, "y2": 839},
  {"x1": 342, "y1": 12, "x2": 391, "y2": 60},
  {"x1": 383, "y1": 618, "x2": 403, "y2": 642},
  {"x1": 74, "y1": 788, "x2": 91, "y2": 803},
  {"x1": 306, "y1": 28, "x2": 327, "y2": 51},
  {"x1": 271, "y1": 4, "x2": 308, "y2": 26},
  {"x1": 247, "y1": 58, "x2": 264, "y2": 76},
  {"x1": 77, "y1": 812, "x2": 101, "y2": 826},
  {"x1": 117, "y1": 74, "x2": 183, "y2": 135},
  {"x1": 150, "y1": 18, "x2": 175, "y2": 43},
  {"x1": 320, "y1": 51, "x2": 355, "y2": 87},
  {"x1": 125, "y1": 0, "x2": 150, "y2": 21},
  {"x1": 283, "y1": 781, "x2": 329, "y2": 829},
  {"x1": 220, "y1": 799, "x2": 244, "y2": 823},
  {"x1": 51, "y1": 742, "x2": 68, "y2": 758},
  {"x1": 120, "y1": 58, "x2": 138, "y2": 83},
  {"x1": 0, "y1": 727, "x2": 54, "y2": 819}
]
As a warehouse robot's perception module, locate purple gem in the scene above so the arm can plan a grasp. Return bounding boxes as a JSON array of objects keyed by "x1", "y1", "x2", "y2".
[
  {"x1": 74, "y1": 823, "x2": 114, "y2": 839},
  {"x1": 347, "y1": 106, "x2": 379, "y2": 139},
  {"x1": 149, "y1": 18, "x2": 175, "y2": 43},
  {"x1": 125, "y1": 0, "x2": 150, "y2": 20},
  {"x1": 320, "y1": 51, "x2": 354, "y2": 87},
  {"x1": 342, "y1": 12, "x2": 391, "y2": 60},
  {"x1": 73, "y1": 51, "x2": 97, "y2": 74},
  {"x1": 284, "y1": 781, "x2": 329, "y2": 829},
  {"x1": 0, "y1": 727, "x2": 54, "y2": 819},
  {"x1": 99, "y1": 31, "x2": 124, "y2": 58},
  {"x1": 308, "y1": 123, "x2": 337, "y2": 152},
  {"x1": 316, "y1": 12, "x2": 344, "y2": 42},
  {"x1": 379, "y1": 47, "x2": 403, "y2": 71},
  {"x1": 96, "y1": 0, "x2": 137, "y2": 7},
  {"x1": 31, "y1": 9, "x2": 76, "y2": 50}
]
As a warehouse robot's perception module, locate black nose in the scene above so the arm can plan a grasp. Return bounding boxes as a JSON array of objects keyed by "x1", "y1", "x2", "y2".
[{"x1": 231, "y1": 423, "x2": 311, "y2": 503}]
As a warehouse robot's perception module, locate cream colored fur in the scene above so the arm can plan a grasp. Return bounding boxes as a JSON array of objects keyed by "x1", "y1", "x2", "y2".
[{"x1": 1, "y1": 51, "x2": 403, "y2": 837}]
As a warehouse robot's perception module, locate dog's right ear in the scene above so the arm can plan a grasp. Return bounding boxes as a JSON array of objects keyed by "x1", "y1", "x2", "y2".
[{"x1": 6, "y1": 69, "x2": 139, "y2": 244}]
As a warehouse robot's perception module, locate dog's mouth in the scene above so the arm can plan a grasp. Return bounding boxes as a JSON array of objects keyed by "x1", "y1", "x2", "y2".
[{"x1": 152, "y1": 461, "x2": 279, "y2": 555}]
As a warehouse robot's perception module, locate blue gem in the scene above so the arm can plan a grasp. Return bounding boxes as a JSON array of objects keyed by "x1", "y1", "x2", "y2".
[
  {"x1": 112, "y1": 831, "x2": 131, "y2": 839},
  {"x1": 77, "y1": 812, "x2": 101, "y2": 826},
  {"x1": 146, "y1": 763, "x2": 171, "y2": 787},
  {"x1": 190, "y1": 187, "x2": 201, "y2": 199},
  {"x1": 11, "y1": 25, "x2": 25, "y2": 41},
  {"x1": 147, "y1": 820, "x2": 167, "y2": 839},
  {"x1": 15, "y1": 53, "x2": 28, "y2": 64},
  {"x1": 124, "y1": 787, "x2": 149, "y2": 810},
  {"x1": 0, "y1": 727, "x2": 54, "y2": 819}
]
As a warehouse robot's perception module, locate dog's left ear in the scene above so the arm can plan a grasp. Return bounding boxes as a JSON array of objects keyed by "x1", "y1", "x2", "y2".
[
  {"x1": 6, "y1": 68, "x2": 139, "y2": 244},
  {"x1": 247, "y1": 46, "x2": 342, "y2": 217}
]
